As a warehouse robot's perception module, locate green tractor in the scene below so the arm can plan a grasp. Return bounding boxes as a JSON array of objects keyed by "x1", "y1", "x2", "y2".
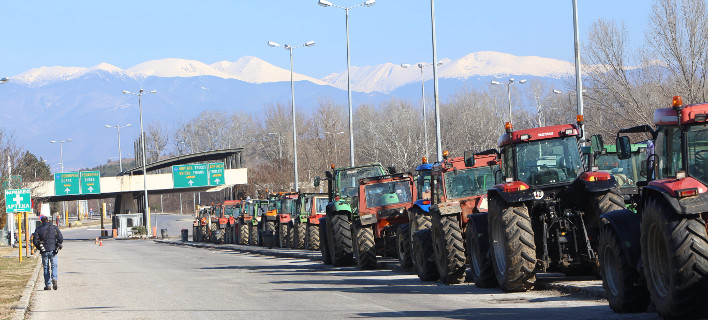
[
  {"x1": 583, "y1": 138, "x2": 648, "y2": 209},
  {"x1": 290, "y1": 192, "x2": 328, "y2": 250},
  {"x1": 315, "y1": 164, "x2": 388, "y2": 266}
]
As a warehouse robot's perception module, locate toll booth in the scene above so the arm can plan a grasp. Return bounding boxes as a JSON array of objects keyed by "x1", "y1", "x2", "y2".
[{"x1": 112, "y1": 213, "x2": 143, "y2": 238}]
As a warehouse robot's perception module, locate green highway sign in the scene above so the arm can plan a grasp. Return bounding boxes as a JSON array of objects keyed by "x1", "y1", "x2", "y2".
[
  {"x1": 208, "y1": 162, "x2": 225, "y2": 186},
  {"x1": 172, "y1": 164, "x2": 209, "y2": 188},
  {"x1": 5, "y1": 188, "x2": 31, "y2": 213},
  {"x1": 80, "y1": 171, "x2": 101, "y2": 194},
  {"x1": 55, "y1": 172, "x2": 80, "y2": 195},
  {"x1": 1, "y1": 175, "x2": 22, "y2": 189}
]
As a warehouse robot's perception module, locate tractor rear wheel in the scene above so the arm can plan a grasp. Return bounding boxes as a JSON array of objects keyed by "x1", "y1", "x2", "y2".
[
  {"x1": 432, "y1": 213, "x2": 466, "y2": 284},
  {"x1": 410, "y1": 209, "x2": 431, "y2": 268},
  {"x1": 599, "y1": 222, "x2": 649, "y2": 313},
  {"x1": 249, "y1": 223, "x2": 259, "y2": 246},
  {"x1": 354, "y1": 224, "x2": 377, "y2": 270},
  {"x1": 327, "y1": 214, "x2": 354, "y2": 266},
  {"x1": 307, "y1": 223, "x2": 320, "y2": 251},
  {"x1": 466, "y1": 219, "x2": 496, "y2": 288},
  {"x1": 238, "y1": 221, "x2": 249, "y2": 245},
  {"x1": 293, "y1": 220, "x2": 306, "y2": 249},
  {"x1": 488, "y1": 197, "x2": 536, "y2": 292},
  {"x1": 210, "y1": 223, "x2": 218, "y2": 244},
  {"x1": 641, "y1": 197, "x2": 708, "y2": 319},
  {"x1": 287, "y1": 222, "x2": 296, "y2": 249},
  {"x1": 319, "y1": 218, "x2": 332, "y2": 264},
  {"x1": 413, "y1": 228, "x2": 438, "y2": 281},
  {"x1": 278, "y1": 222, "x2": 288, "y2": 248},
  {"x1": 397, "y1": 224, "x2": 413, "y2": 268}
]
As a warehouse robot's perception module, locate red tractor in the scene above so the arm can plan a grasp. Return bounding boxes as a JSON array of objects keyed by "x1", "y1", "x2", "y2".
[
  {"x1": 192, "y1": 206, "x2": 211, "y2": 242},
  {"x1": 276, "y1": 192, "x2": 299, "y2": 248},
  {"x1": 600, "y1": 96, "x2": 708, "y2": 318},
  {"x1": 469, "y1": 120, "x2": 624, "y2": 291},
  {"x1": 222, "y1": 200, "x2": 242, "y2": 244},
  {"x1": 352, "y1": 173, "x2": 416, "y2": 270},
  {"x1": 413, "y1": 151, "x2": 499, "y2": 284},
  {"x1": 208, "y1": 202, "x2": 229, "y2": 244},
  {"x1": 291, "y1": 192, "x2": 328, "y2": 250}
]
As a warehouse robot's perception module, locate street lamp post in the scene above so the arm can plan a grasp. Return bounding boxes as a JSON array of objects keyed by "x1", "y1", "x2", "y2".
[
  {"x1": 318, "y1": 0, "x2": 375, "y2": 166},
  {"x1": 401, "y1": 61, "x2": 442, "y2": 159},
  {"x1": 122, "y1": 89, "x2": 157, "y2": 237},
  {"x1": 491, "y1": 78, "x2": 526, "y2": 124},
  {"x1": 325, "y1": 131, "x2": 345, "y2": 165},
  {"x1": 105, "y1": 124, "x2": 132, "y2": 173},
  {"x1": 50, "y1": 139, "x2": 71, "y2": 226},
  {"x1": 267, "y1": 40, "x2": 315, "y2": 192},
  {"x1": 572, "y1": 0, "x2": 586, "y2": 141},
  {"x1": 268, "y1": 132, "x2": 283, "y2": 159}
]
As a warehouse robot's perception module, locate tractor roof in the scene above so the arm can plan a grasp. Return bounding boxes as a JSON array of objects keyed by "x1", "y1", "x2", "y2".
[
  {"x1": 334, "y1": 163, "x2": 383, "y2": 172},
  {"x1": 359, "y1": 172, "x2": 413, "y2": 185},
  {"x1": 654, "y1": 103, "x2": 708, "y2": 126},
  {"x1": 434, "y1": 154, "x2": 498, "y2": 173},
  {"x1": 223, "y1": 200, "x2": 241, "y2": 205},
  {"x1": 498, "y1": 124, "x2": 579, "y2": 147},
  {"x1": 416, "y1": 163, "x2": 433, "y2": 171}
]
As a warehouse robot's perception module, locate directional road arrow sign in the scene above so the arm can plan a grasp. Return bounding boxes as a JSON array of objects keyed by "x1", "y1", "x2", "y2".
[
  {"x1": 80, "y1": 171, "x2": 101, "y2": 194},
  {"x1": 208, "y1": 162, "x2": 225, "y2": 186},
  {"x1": 172, "y1": 164, "x2": 208, "y2": 188},
  {"x1": 5, "y1": 188, "x2": 31, "y2": 213},
  {"x1": 54, "y1": 172, "x2": 80, "y2": 196}
]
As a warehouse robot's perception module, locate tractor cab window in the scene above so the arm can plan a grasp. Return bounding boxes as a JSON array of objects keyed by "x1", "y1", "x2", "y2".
[
  {"x1": 416, "y1": 170, "x2": 432, "y2": 200},
  {"x1": 337, "y1": 166, "x2": 384, "y2": 198},
  {"x1": 657, "y1": 126, "x2": 683, "y2": 179},
  {"x1": 431, "y1": 172, "x2": 443, "y2": 203},
  {"x1": 224, "y1": 205, "x2": 235, "y2": 218},
  {"x1": 687, "y1": 124, "x2": 708, "y2": 185},
  {"x1": 444, "y1": 165, "x2": 498, "y2": 200},
  {"x1": 315, "y1": 198, "x2": 328, "y2": 213},
  {"x1": 364, "y1": 181, "x2": 412, "y2": 208},
  {"x1": 282, "y1": 199, "x2": 296, "y2": 215},
  {"x1": 596, "y1": 153, "x2": 638, "y2": 187},
  {"x1": 514, "y1": 136, "x2": 583, "y2": 186},
  {"x1": 501, "y1": 146, "x2": 514, "y2": 180}
]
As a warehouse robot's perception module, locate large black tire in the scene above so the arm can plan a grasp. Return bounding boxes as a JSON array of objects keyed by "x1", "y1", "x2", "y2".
[
  {"x1": 466, "y1": 219, "x2": 497, "y2": 288},
  {"x1": 488, "y1": 198, "x2": 536, "y2": 292},
  {"x1": 278, "y1": 222, "x2": 288, "y2": 248},
  {"x1": 293, "y1": 220, "x2": 306, "y2": 249},
  {"x1": 354, "y1": 224, "x2": 377, "y2": 270},
  {"x1": 410, "y1": 208, "x2": 432, "y2": 268},
  {"x1": 327, "y1": 214, "x2": 354, "y2": 266},
  {"x1": 287, "y1": 222, "x2": 296, "y2": 249},
  {"x1": 319, "y1": 218, "x2": 332, "y2": 264},
  {"x1": 307, "y1": 223, "x2": 320, "y2": 251},
  {"x1": 214, "y1": 229, "x2": 224, "y2": 244},
  {"x1": 249, "y1": 223, "x2": 259, "y2": 246},
  {"x1": 263, "y1": 221, "x2": 276, "y2": 248},
  {"x1": 598, "y1": 222, "x2": 649, "y2": 313},
  {"x1": 641, "y1": 197, "x2": 708, "y2": 319},
  {"x1": 192, "y1": 226, "x2": 199, "y2": 242},
  {"x1": 413, "y1": 229, "x2": 439, "y2": 281},
  {"x1": 209, "y1": 222, "x2": 218, "y2": 243},
  {"x1": 397, "y1": 224, "x2": 413, "y2": 268},
  {"x1": 238, "y1": 221, "x2": 249, "y2": 245},
  {"x1": 432, "y1": 213, "x2": 466, "y2": 284},
  {"x1": 588, "y1": 189, "x2": 626, "y2": 244}
]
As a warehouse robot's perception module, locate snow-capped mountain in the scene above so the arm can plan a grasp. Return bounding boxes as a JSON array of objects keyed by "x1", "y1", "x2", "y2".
[
  {"x1": 211, "y1": 56, "x2": 329, "y2": 85},
  {"x1": 322, "y1": 51, "x2": 575, "y2": 93}
]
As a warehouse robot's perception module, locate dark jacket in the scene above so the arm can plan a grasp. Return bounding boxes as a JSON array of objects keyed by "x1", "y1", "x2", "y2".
[{"x1": 33, "y1": 222, "x2": 63, "y2": 253}]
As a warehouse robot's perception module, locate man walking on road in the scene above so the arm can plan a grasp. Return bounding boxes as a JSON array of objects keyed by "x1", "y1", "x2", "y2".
[{"x1": 33, "y1": 215, "x2": 63, "y2": 290}]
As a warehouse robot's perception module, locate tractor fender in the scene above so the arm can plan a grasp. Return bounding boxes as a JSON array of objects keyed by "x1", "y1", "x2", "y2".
[
  {"x1": 599, "y1": 209, "x2": 641, "y2": 270},
  {"x1": 358, "y1": 213, "x2": 377, "y2": 226},
  {"x1": 411, "y1": 200, "x2": 430, "y2": 213},
  {"x1": 488, "y1": 187, "x2": 533, "y2": 205},
  {"x1": 642, "y1": 184, "x2": 708, "y2": 215},
  {"x1": 326, "y1": 200, "x2": 352, "y2": 214},
  {"x1": 468, "y1": 213, "x2": 490, "y2": 254},
  {"x1": 308, "y1": 217, "x2": 321, "y2": 224},
  {"x1": 578, "y1": 175, "x2": 618, "y2": 193},
  {"x1": 278, "y1": 214, "x2": 291, "y2": 224},
  {"x1": 431, "y1": 201, "x2": 462, "y2": 216}
]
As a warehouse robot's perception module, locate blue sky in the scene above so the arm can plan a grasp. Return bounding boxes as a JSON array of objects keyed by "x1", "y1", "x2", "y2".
[{"x1": 0, "y1": 1, "x2": 652, "y2": 79}]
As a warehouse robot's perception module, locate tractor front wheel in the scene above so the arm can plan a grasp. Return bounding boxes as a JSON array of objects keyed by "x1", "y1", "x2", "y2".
[
  {"x1": 278, "y1": 222, "x2": 289, "y2": 248},
  {"x1": 249, "y1": 223, "x2": 259, "y2": 246},
  {"x1": 413, "y1": 229, "x2": 438, "y2": 281},
  {"x1": 307, "y1": 223, "x2": 320, "y2": 251},
  {"x1": 598, "y1": 222, "x2": 649, "y2": 313},
  {"x1": 488, "y1": 198, "x2": 536, "y2": 292},
  {"x1": 641, "y1": 197, "x2": 708, "y2": 319},
  {"x1": 397, "y1": 224, "x2": 413, "y2": 268},
  {"x1": 354, "y1": 224, "x2": 377, "y2": 270},
  {"x1": 293, "y1": 220, "x2": 306, "y2": 249},
  {"x1": 432, "y1": 213, "x2": 466, "y2": 284},
  {"x1": 319, "y1": 218, "x2": 332, "y2": 264},
  {"x1": 238, "y1": 221, "x2": 249, "y2": 245},
  {"x1": 466, "y1": 219, "x2": 496, "y2": 288},
  {"x1": 327, "y1": 214, "x2": 354, "y2": 266}
]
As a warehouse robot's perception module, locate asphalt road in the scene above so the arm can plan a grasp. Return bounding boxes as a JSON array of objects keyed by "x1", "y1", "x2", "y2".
[
  {"x1": 28, "y1": 220, "x2": 659, "y2": 320},
  {"x1": 62, "y1": 214, "x2": 193, "y2": 240}
]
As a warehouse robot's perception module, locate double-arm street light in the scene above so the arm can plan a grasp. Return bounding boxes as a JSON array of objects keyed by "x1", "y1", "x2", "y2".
[
  {"x1": 105, "y1": 124, "x2": 132, "y2": 173},
  {"x1": 122, "y1": 89, "x2": 157, "y2": 237},
  {"x1": 318, "y1": 0, "x2": 375, "y2": 166},
  {"x1": 491, "y1": 78, "x2": 526, "y2": 124},
  {"x1": 401, "y1": 61, "x2": 442, "y2": 159},
  {"x1": 49, "y1": 139, "x2": 72, "y2": 173},
  {"x1": 267, "y1": 40, "x2": 315, "y2": 192}
]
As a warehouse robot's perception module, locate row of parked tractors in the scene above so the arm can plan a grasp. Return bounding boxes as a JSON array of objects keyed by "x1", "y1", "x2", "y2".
[{"x1": 194, "y1": 96, "x2": 708, "y2": 319}]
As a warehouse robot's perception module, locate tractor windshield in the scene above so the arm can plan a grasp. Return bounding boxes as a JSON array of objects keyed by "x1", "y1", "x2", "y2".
[
  {"x1": 417, "y1": 170, "x2": 432, "y2": 200},
  {"x1": 515, "y1": 136, "x2": 583, "y2": 186},
  {"x1": 364, "y1": 180, "x2": 412, "y2": 208},
  {"x1": 444, "y1": 165, "x2": 497, "y2": 200},
  {"x1": 687, "y1": 124, "x2": 708, "y2": 186},
  {"x1": 224, "y1": 205, "x2": 240, "y2": 218},
  {"x1": 338, "y1": 166, "x2": 385, "y2": 198},
  {"x1": 282, "y1": 199, "x2": 296, "y2": 215},
  {"x1": 306, "y1": 197, "x2": 328, "y2": 214},
  {"x1": 596, "y1": 153, "x2": 638, "y2": 187}
]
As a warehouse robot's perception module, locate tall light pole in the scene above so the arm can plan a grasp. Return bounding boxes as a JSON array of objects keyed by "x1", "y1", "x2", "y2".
[
  {"x1": 429, "y1": 0, "x2": 444, "y2": 162},
  {"x1": 267, "y1": 40, "x2": 315, "y2": 192},
  {"x1": 572, "y1": 0, "x2": 586, "y2": 141},
  {"x1": 325, "y1": 131, "x2": 345, "y2": 165},
  {"x1": 105, "y1": 124, "x2": 132, "y2": 173},
  {"x1": 268, "y1": 132, "x2": 283, "y2": 159},
  {"x1": 401, "y1": 61, "x2": 442, "y2": 159},
  {"x1": 50, "y1": 139, "x2": 71, "y2": 226},
  {"x1": 491, "y1": 78, "x2": 526, "y2": 124},
  {"x1": 122, "y1": 89, "x2": 157, "y2": 237},
  {"x1": 318, "y1": 0, "x2": 375, "y2": 166}
]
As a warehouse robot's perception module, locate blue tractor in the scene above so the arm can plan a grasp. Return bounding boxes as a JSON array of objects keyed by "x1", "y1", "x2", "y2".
[{"x1": 397, "y1": 160, "x2": 433, "y2": 271}]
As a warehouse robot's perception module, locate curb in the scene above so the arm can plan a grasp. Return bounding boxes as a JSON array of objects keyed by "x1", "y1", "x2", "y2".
[
  {"x1": 154, "y1": 240, "x2": 605, "y2": 299},
  {"x1": 12, "y1": 256, "x2": 41, "y2": 320}
]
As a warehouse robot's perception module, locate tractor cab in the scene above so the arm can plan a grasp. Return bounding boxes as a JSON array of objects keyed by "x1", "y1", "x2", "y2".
[
  {"x1": 357, "y1": 173, "x2": 416, "y2": 227},
  {"x1": 414, "y1": 159, "x2": 433, "y2": 211}
]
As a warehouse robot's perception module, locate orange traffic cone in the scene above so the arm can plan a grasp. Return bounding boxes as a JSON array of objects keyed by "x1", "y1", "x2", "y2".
[{"x1": 99, "y1": 239, "x2": 103, "y2": 246}]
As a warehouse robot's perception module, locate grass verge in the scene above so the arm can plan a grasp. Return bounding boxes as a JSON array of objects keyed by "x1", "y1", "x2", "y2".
[{"x1": 0, "y1": 247, "x2": 36, "y2": 320}]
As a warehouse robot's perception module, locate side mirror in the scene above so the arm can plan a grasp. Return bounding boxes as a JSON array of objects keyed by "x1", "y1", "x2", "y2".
[
  {"x1": 639, "y1": 160, "x2": 648, "y2": 178},
  {"x1": 314, "y1": 176, "x2": 321, "y2": 187},
  {"x1": 388, "y1": 166, "x2": 397, "y2": 174},
  {"x1": 590, "y1": 134, "x2": 604, "y2": 153},
  {"x1": 616, "y1": 136, "x2": 632, "y2": 160},
  {"x1": 325, "y1": 171, "x2": 333, "y2": 179}
]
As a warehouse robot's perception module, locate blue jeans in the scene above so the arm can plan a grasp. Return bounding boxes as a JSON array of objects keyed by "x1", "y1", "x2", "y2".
[{"x1": 41, "y1": 251, "x2": 58, "y2": 287}]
